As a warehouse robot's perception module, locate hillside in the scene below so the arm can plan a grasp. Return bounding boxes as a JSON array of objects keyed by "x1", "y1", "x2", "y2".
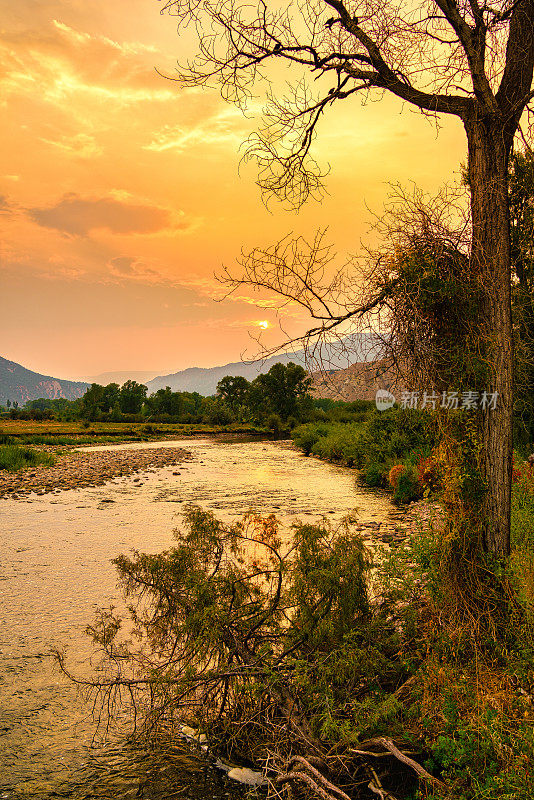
[
  {"x1": 80, "y1": 370, "x2": 160, "y2": 386},
  {"x1": 147, "y1": 335, "x2": 379, "y2": 396},
  {"x1": 146, "y1": 352, "x2": 308, "y2": 396},
  {"x1": 0, "y1": 356, "x2": 89, "y2": 406},
  {"x1": 311, "y1": 360, "x2": 398, "y2": 402}
]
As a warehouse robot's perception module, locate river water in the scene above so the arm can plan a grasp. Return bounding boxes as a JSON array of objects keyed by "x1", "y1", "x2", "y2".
[{"x1": 0, "y1": 437, "x2": 392, "y2": 799}]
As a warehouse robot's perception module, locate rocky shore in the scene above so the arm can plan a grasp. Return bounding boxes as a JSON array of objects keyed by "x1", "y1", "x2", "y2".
[
  {"x1": 0, "y1": 445, "x2": 191, "y2": 499},
  {"x1": 355, "y1": 498, "x2": 444, "y2": 548}
]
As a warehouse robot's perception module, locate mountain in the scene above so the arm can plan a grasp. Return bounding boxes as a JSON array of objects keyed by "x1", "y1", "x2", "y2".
[
  {"x1": 79, "y1": 370, "x2": 160, "y2": 386},
  {"x1": 311, "y1": 360, "x2": 398, "y2": 402},
  {"x1": 0, "y1": 356, "x2": 89, "y2": 406},
  {"x1": 147, "y1": 352, "x2": 306, "y2": 396},
  {"x1": 147, "y1": 335, "x2": 380, "y2": 396}
]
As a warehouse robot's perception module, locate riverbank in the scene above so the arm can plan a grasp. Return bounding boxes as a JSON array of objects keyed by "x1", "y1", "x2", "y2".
[
  {"x1": 0, "y1": 419, "x2": 265, "y2": 445},
  {"x1": 0, "y1": 437, "x2": 443, "y2": 553},
  {"x1": 0, "y1": 444, "x2": 191, "y2": 499}
]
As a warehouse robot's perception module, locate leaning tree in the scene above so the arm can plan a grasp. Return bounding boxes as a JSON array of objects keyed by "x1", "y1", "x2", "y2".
[{"x1": 160, "y1": 0, "x2": 534, "y2": 556}]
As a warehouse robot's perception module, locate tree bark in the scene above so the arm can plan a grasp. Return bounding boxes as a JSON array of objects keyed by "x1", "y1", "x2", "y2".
[{"x1": 465, "y1": 112, "x2": 514, "y2": 557}]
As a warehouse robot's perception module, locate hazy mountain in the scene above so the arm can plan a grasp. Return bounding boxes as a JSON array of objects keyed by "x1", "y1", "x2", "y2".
[
  {"x1": 311, "y1": 360, "x2": 398, "y2": 402},
  {"x1": 0, "y1": 356, "x2": 89, "y2": 406},
  {"x1": 147, "y1": 352, "x2": 305, "y2": 396},
  {"x1": 147, "y1": 335, "x2": 380, "y2": 396},
  {"x1": 79, "y1": 370, "x2": 160, "y2": 386}
]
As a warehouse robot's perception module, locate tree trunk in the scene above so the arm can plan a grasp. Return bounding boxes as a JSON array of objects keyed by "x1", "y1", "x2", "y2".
[{"x1": 465, "y1": 114, "x2": 513, "y2": 557}]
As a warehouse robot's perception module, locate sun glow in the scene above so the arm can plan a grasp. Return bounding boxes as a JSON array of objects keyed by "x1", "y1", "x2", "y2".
[{"x1": 257, "y1": 320, "x2": 270, "y2": 330}]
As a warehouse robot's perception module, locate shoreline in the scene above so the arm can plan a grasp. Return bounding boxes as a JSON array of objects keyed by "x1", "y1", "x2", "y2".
[
  {"x1": 0, "y1": 443, "x2": 192, "y2": 499},
  {"x1": 0, "y1": 439, "x2": 444, "y2": 550}
]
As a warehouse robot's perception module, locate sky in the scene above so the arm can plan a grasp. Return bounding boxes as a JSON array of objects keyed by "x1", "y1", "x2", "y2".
[{"x1": 0, "y1": 0, "x2": 467, "y2": 381}]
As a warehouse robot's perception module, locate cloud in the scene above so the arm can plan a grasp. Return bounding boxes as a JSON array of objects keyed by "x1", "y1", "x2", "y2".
[
  {"x1": 145, "y1": 107, "x2": 247, "y2": 153},
  {"x1": 28, "y1": 193, "x2": 187, "y2": 236},
  {"x1": 40, "y1": 132, "x2": 102, "y2": 159},
  {"x1": 0, "y1": 19, "x2": 174, "y2": 106},
  {"x1": 108, "y1": 255, "x2": 164, "y2": 283}
]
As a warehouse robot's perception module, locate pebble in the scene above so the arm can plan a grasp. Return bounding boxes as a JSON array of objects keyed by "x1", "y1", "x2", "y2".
[{"x1": 0, "y1": 445, "x2": 192, "y2": 500}]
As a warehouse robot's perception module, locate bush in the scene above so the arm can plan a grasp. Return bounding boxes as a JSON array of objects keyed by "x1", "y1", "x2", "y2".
[
  {"x1": 292, "y1": 422, "x2": 330, "y2": 455},
  {"x1": 60, "y1": 504, "x2": 534, "y2": 800},
  {"x1": 266, "y1": 412, "x2": 285, "y2": 438},
  {"x1": 293, "y1": 409, "x2": 439, "y2": 500},
  {"x1": 360, "y1": 461, "x2": 386, "y2": 487},
  {"x1": 416, "y1": 454, "x2": 442, "y2": 492},
  {"x1": 0, "y1": 444, "x2": 55, "y2": 472},
  {"x1": 388, "y1": 464, "x2": 406, "y2": 489},
  {"x1": 392, "y1": 467, "x2": 421, "y2": 504}
]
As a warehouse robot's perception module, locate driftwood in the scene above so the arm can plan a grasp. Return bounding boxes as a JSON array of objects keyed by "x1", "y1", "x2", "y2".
[
  {"x1": 366, "y1": 764, "x2": 401, "y2": 800},
  {"x1": 274, "y1": 735, "x2": 446, "y2": 800},
  {"x1": 350, "y1": 737, "x2": 445, "y2": 787},
  {"x1": 276, "y1": 755, "x2": 352, "y2": 800}
]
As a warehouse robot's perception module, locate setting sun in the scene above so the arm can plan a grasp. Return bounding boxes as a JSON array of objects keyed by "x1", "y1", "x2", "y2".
[{"x1": 258, "y1": 320, "x2": 270, "y2": 330}]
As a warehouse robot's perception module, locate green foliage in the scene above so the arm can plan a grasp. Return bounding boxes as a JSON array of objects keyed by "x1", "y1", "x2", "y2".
[
  {"x1": 0, "y1": 444, "x2": 55, "y2": 472},
  {"x1": 291, "y1": 422, "x2": 330, "y2": 455},
  {"x1": 249, "y1": 361, "x2": 313, "y2": 422},
  {"x1": 393, "y1": 467, "x2": 420, "y2": 505},
  {"x1": 510, "y1": 149, "x2": 534, "y2": 454},
  {"x1": 293, "y1": 407, "x2": 437, "y2": 502},
  {"x1": 81, "y1": 508, "x2": 417, "y2": 762},
  {"x1": 119, "y1": 380, "x2": 148, "y2": 414},
  {"x1": 265, "y1": 412, "x2": 284, "y2": 438},
  {"x1": 361, "y1": 461, "x2": 386, "y2": 487},
  {"x1": 216, "y1": 375, "x2": 250, "y2": 415},
  {"x1": 200, "y1": 397, "x2": 233, "y2": 425},
  {"x1": 65, "y1": 497, "x2": 534, "y2": 799},
  {"x1": 510, "y1": 460, "x2": 534, "y2": 608}
]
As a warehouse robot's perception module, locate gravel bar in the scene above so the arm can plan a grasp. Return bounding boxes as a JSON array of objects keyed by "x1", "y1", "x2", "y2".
[{"x1": 0, "y1": 445, "x2": 192, "y2": 500}]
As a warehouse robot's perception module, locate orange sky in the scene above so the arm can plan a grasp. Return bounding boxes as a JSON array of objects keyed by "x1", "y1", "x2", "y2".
[{"x1": 0, "y1": 0, "x2": 467, "y2": 380}]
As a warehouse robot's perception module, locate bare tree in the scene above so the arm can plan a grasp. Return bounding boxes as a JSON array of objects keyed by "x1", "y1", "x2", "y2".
[{"x1": 160, "y1": 0, "x2": 534, "y2": 556}]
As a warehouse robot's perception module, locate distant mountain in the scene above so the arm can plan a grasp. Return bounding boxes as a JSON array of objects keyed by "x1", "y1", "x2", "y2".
[
  {"x1": 311, "y1": 360, "x2": 398, "y2": 402},
  {"x1": 147, "y1": 335, "x2": 379, "y2": 396},
  {"x1": 0, "y1": 356, "x2": 89, "y2": 406},
  {"x1": 79, "y1": 370, "x2": 160, "y2": 386},
  {"x1": 147, "y1": 352, "x2": 305, "y2": 396}
]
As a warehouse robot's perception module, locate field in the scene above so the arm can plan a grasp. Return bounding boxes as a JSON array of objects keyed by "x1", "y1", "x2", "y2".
[{"x1": 0, "y1": 419, "x2": 264, "y2": 446}]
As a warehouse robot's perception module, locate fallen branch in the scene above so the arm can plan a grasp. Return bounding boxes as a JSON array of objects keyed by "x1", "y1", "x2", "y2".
[
  {"x1": 350, "y1": 737, "x2": 445, "y2": 787},
  {"x1": 276, "y1": 770, "x2": 349, "y2": 800},
  {"x1": 367, "y1": 764, "x2": 401, "y2": 800},
  {"x1": 285, "y1": 755, "x2": 353, "y2": 800}
]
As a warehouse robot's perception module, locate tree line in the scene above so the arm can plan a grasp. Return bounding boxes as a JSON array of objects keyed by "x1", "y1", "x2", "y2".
[{"x1": 1, "y1": 362, "x2": 320, "y2": 430}]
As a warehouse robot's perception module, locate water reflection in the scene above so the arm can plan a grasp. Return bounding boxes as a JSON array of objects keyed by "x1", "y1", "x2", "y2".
[{"x1": 0, "y1": 438, "x2": 392, "y2": 798}]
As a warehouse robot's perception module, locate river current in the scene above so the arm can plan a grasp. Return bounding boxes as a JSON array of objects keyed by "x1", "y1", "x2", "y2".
[{"x1": 0, "y1": 437, "x2": 392, "y2": 799}]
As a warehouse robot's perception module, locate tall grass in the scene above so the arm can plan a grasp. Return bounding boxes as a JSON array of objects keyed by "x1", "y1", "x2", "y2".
[
  {"x1": 0, "y1": 444, "x2": 55, "y2": 472},
  {"x1": 511, "y1": 461, "x2": 534, "y2": 607}
]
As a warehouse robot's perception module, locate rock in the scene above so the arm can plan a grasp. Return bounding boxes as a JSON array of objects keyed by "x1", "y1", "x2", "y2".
[{"x1": 227, "y1": 767, "x2": 266, "y2": 786}]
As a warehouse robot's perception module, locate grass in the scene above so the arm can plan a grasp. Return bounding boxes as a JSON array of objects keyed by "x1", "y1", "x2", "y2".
[
  {"x1": 0, "y1": 444, "x2": 55, "y2": 472},
  {"x1": 511, "y1": 460, "x2": 534, "y2": 607},
  {"x1": 0, "y1": 420, "x2": 265, "y2": 447}
]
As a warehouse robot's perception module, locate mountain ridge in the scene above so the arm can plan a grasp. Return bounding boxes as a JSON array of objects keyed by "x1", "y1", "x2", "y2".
[{"x1": 0, "y1": 356, "x2": 89, "y2": 406}]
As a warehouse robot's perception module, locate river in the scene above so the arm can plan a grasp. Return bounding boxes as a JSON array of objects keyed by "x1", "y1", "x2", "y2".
[{"x1": 0, "y1": 437, "x2": 393, "y2": 799}]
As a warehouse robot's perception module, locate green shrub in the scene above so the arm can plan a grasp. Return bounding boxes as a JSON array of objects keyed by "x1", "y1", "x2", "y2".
[
  {"x1": 292, "y1": 422, "x2": 330, "y2": 455},
  {"x1": 266, "y1": 412, "x2": 285, "y2": 438},
  {"x1": 360, "y1": 461, "x2": 386, "y2": 487},
  {"x1": 0, "y1": 444, "x2": 55, "y2": 472},
  {"x1": 292, "y1": 409, "x2": 438, "y2": 498},
  {"x1": 392, "y1": 467, "x2": 421, "y2": 504}
]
